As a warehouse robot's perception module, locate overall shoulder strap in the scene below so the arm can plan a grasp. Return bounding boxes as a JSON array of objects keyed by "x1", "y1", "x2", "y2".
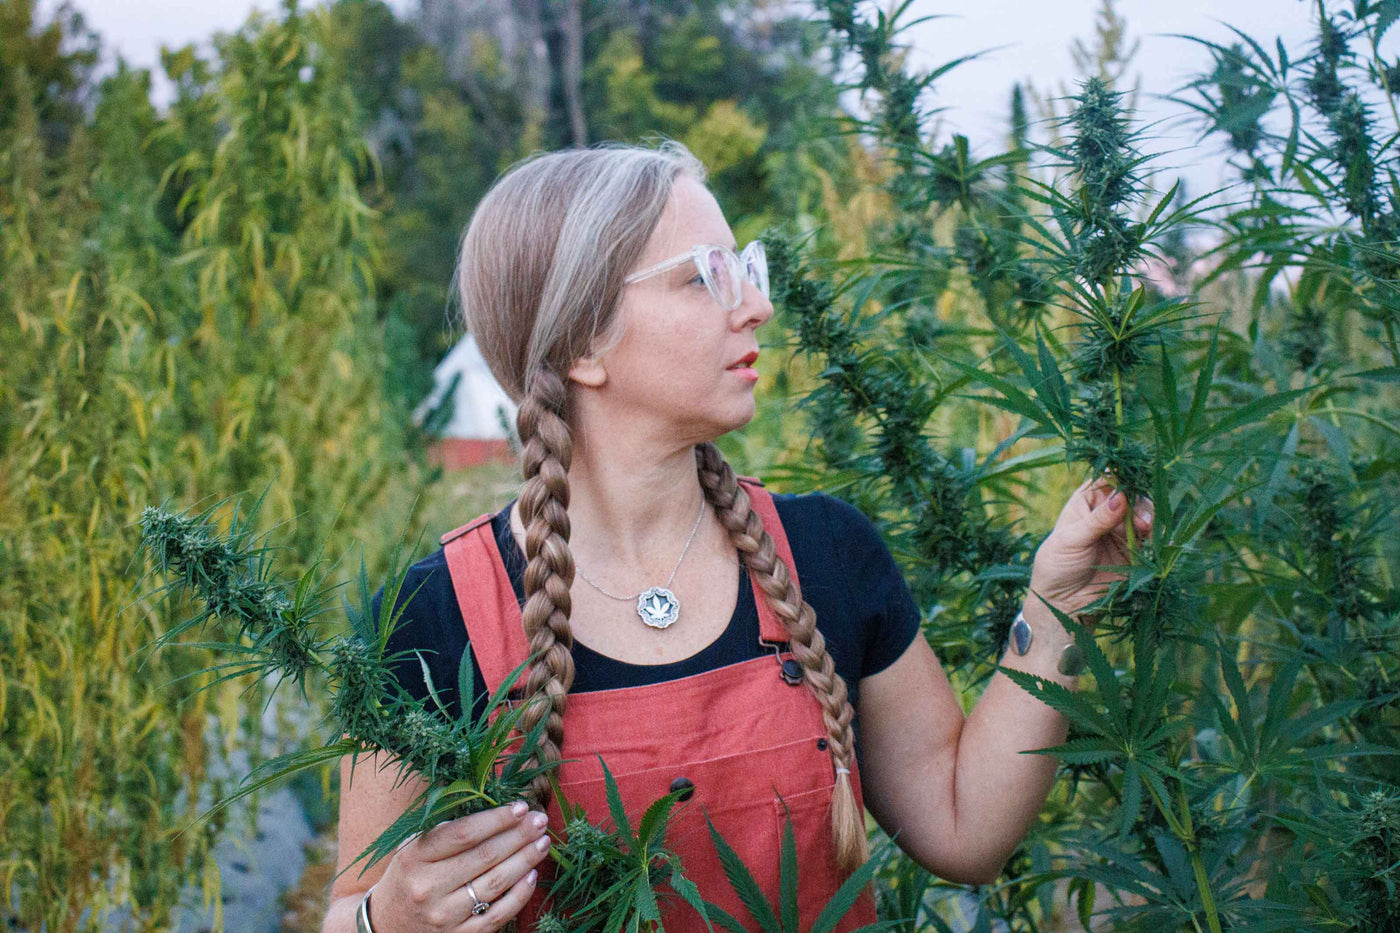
[
  {"x1": 735, "y1": 475, "x2": 799, "y2": 646},
  {"x1": 440, "y1": 512, "x2": 532, "y2": 697}
]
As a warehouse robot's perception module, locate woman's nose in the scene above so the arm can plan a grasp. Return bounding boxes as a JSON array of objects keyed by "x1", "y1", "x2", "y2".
[{"x1": 735, "y1": 281, "x2": 773, "y2": 329}]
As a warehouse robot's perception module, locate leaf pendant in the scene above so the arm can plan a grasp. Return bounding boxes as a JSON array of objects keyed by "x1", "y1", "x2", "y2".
[{"x1": 637, "y1": 586, "x2": 679, "y2": 629}]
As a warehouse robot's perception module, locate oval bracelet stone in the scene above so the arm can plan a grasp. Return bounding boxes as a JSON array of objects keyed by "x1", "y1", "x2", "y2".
[
  {"x1": 1058, "y1": 643, "x2": 1086, "y2": 677},
  {"x1": 1010, "y1": 610, "x2": 1033, "y2": 655}
]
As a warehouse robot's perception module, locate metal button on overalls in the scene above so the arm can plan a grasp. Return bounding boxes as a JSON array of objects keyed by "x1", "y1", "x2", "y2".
[
  {"x1": 669, "y1": 776, "x2": 696, "y2": 802},
  {"x1": 440, "y1": 475, "x2": 879, "y2": 931}
]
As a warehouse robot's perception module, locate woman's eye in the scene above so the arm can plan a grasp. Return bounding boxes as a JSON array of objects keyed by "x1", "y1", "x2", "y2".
[{"x1": 687, "y1": 274, "x2": 705, "y2": 286}]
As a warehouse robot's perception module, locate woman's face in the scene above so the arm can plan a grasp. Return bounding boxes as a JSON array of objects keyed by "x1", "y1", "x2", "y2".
[{"x1": 570, "y1": 176, "x2": 773, "y2": 446}]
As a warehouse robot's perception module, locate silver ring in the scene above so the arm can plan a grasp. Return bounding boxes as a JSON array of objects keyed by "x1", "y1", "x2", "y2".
[{"x1": 466, "y1": 881, "x2": 491, "y2": 916}]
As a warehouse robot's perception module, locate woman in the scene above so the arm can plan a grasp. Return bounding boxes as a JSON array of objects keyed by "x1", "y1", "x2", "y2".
[{"x1": 319, "y1": 140, "x2": 1154, "y2": 933}]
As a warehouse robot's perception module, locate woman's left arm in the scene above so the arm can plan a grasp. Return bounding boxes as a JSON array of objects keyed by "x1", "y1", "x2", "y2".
[{"x1": 856, "y1": 474, "x2": 1154, "y2": 885}]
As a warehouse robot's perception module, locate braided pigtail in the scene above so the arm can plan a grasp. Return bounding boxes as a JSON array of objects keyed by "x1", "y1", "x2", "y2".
[
  {"x1": 694, "y1": 442, "x2": 871, "y2": 873},
  {"x1": 514, "y1": 366, "x2": 578, "y2": 809}
]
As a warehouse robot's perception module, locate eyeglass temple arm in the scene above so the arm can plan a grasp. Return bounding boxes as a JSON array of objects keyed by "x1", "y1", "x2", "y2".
[
  {"x1": 623, "y1": 242, "x2": 760, "y2": 285},
  {"x1": 622, "y1": 252, "x2": 698, "y2": 284}
]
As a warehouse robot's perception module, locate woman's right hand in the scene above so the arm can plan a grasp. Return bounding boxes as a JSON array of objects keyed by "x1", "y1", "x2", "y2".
[{"x1": 368, "y1": 801, "x2": 552, "y2": 932}]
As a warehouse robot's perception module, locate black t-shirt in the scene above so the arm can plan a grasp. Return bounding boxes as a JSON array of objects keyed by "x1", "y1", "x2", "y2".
[{"x1": 370, "y1": 490, "x2": 922, "y2": 769}]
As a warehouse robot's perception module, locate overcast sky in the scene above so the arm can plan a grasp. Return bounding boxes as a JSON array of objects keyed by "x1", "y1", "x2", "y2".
[{"x1": 55, "y1": 1, "x2": 1390, "y2": 203}]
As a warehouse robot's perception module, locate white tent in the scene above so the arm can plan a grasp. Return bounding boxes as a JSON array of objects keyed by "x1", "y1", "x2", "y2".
[{"x1": 414, "y1": 333, "x2": 519, "y2": 467}]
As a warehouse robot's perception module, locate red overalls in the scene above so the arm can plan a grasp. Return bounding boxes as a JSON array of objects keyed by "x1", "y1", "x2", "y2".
[{"x1": 439, "y1": 475, "x2": 881, "y2": 931}]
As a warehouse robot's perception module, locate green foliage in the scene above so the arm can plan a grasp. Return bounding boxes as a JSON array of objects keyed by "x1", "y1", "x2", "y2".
[
  {"x1": 779, "y1": 2, "x2": 1400, "y2": 931},
  {"x1": 0, "y1": 1, "x2": 877, "y2": 927},
  {"x1": 0, "y1": 1, "x2": 434, "y2": 927},
  {"x1": 701, "y1": 805, "x2": 900, "y2": 933},
  {"x1": 1319, "y1": 787, "x2": 1400, "y2": 931},
  {"x1": 0, "y1": 0, "x2": 98, "y2": 145},
  {"x1": 1173, "y1": 0, "x2": 1400, "y2": 351},
  {"x1": 138, "y1": 488, "x2": 715, "y2": 929},
  {"x1": 8, "y1": 0, "x2": 1399, "y2": 929},
  {"x1": 538, "y1": 756, "x2": 709, "y2": 932}
]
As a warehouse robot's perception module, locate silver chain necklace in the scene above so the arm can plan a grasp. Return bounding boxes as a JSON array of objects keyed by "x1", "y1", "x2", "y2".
[{"x1": 573, "y1": 492, "x2": 707, "y2": 630}]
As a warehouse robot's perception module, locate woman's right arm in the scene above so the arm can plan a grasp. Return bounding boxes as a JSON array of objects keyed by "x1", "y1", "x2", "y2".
[{"x1": 320, "y1": 740, "x2": 551, "y2": 932}]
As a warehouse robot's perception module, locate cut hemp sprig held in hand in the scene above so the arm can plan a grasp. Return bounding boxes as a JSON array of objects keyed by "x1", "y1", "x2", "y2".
[{"x1": 134, "y1": 485, "x2": 707, "y2": 929}]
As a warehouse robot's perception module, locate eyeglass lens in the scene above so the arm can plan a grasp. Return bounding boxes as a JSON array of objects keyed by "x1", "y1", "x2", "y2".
[
  {"x1": 743, "y1": 243, "x2": 768, "y2": 298},
  {"x1": 701, "y1": 244, "x2": 767, "y2": 309},
  {"x1": 705, "y1": 248, "x2": 736, "y2": 306}
]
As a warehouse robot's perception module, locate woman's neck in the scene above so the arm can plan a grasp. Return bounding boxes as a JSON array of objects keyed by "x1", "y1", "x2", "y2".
[{"x1": 511, "y1": 438, "x2": 717, "y2": 583}]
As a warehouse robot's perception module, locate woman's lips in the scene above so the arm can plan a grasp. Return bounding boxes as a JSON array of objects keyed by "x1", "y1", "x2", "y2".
[{"x1": 727, "y1": 366, "x2": 759, "y2": 381}]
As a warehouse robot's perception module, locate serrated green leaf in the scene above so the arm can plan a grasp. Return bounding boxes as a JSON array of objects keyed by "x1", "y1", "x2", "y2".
[
  {"x1": 669, "y1": 865, "x2": 715, "y2": 933},
  {"x1": 777, "y1": 799, "x2": 798, "y2": 931},
  {"x1": 195, "y1": 739, "x2": 357, "y2": 840},
  {"x1": 705, "y1": 811, "x2": 780, "y2": 932},
  {"x1": 1028, "y1": 736, "x2": 1122, "y2": 765},
  {"x1": 1120, "y1": 760, "x2": 1142, "y2": 839},
  {"x1": 811, "y1": 836, "x2": 900, "y2": 933},
  {"x1": 1214, "y1": 632, "x2": 1256, "y2": 759},
  {"x1": 1033, "y1": 323, "x2": 1071, "y2": 422},
  {"x1": 634, "y1": 876, "x2": 661, "y2": 921},
  {"x1": 637, "y1": 789, "x2": 681, "y2": 850},
  {"x1": 600, "y1": 755, "x2": 634, "y2": 847},
  {"x1": 1000, "y1": 667, "x2": 1115, "y2": 738},
  {"x1": 702, "y1": 902, "x2": 752, "y2": 933},
  {"x1": 457, "y1": 637, "x2": 475, "y2": 725}
]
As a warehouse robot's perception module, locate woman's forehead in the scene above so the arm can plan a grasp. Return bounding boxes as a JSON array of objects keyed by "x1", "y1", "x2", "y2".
[{"x1": 646, "y1": 179, "x2": 736, "y2": 259}]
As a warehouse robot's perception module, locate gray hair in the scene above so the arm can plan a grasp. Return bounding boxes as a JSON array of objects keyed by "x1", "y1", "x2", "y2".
[{"x1": 453, "y1": 138, "x2": 708, "y2": 408}]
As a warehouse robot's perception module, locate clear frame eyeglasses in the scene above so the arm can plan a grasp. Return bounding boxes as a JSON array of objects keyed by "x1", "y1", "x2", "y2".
[{"x1": 622, "y1": 240, "x2": 769, "y2": 311}]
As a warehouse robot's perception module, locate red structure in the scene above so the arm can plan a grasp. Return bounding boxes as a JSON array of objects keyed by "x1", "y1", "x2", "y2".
[
  {"x1": 415, "y1": 334, "x2": 520, "y2": 472},
  {"x1": 426, "y1": 437, "x2": 516, "y2": 470}
]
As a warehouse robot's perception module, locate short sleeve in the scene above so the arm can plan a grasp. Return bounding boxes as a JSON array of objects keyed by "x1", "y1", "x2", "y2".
[
  {"x1": 369, "y1": 558, "x2": 467, "y2": 720},
  {"x1": 820, "y1": 493, "x2": 922, "y2": 678}
]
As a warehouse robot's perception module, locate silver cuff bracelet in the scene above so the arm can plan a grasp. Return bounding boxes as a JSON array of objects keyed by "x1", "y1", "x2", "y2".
[
  {"x1": 356, "y1": 883, "x2": 378, "y2": 933},
  {"x1": 1009, "y1": 609, "x2": 1086, "y2": 677}
]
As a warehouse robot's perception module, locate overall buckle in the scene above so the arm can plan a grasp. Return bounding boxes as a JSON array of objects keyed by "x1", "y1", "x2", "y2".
[{"x1": 760, "y1": 638, "x2": 804, "y2": 686}]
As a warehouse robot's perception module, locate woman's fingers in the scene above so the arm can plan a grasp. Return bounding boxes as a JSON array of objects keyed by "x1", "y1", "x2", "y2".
[
  {"x1": 452, "y1": 810, "x2": 549, "y2": 886},
  {"x1": 413, "y1": 804, "x2": 529, "y2": 864},
  {"x1": 463, "y1": 867, "x2": 539, "y2": 932},
  {"x1": 449, "y1": 833, "x2": 550, "y2": 923},
  {"x1": 1097, "y1": 488, "x2": 1154, "y2": 539},
  {"x1": 1082, "y1": 476, "x2": 1112, "y2": 510}
]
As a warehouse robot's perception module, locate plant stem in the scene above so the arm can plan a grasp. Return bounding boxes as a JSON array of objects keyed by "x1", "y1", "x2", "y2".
[
  {"x1": 1381, "y1": 316, "x2": 1400, "y2": 367},
  {"x1": 1140, "y1": 776, "x2": 1223, "y2": 933},
  {"x1": 1190, "y1": 849, "x2": 1224, "y2": 933},
  {"x1": 1112, "y1": 366, "x2": 1138, "y2": 551}
]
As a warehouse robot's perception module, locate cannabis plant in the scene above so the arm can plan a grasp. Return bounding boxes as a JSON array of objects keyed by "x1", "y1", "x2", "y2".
[
  {"x1": 784, "y1": 2, "x2": 1400, "y2": 930},
  {"x1": 0, "y1": 3, "x2": 428, "y2": 927},
  {"x1": 135, "y1": 490, "x2": 553, "y2": 865}
]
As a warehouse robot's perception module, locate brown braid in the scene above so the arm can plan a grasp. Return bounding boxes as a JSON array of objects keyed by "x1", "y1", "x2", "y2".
[
  {"x1": 694, "y1": 441, "x2": 871, "y2": 874},
  {"x1": 507, "y1": 393, "x2": 872, "y2": 870},
  {"x1": 514, "y1": 366, "x2": 578, "y2": 808}
]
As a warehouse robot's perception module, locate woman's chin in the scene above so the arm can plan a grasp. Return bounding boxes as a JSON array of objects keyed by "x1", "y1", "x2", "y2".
[
  {"x1": 691, "y1": 406, "x2": 755, "y2": 445},
  {"x1": 721, "y1": 402, "x2": 757, "y2": 434}
]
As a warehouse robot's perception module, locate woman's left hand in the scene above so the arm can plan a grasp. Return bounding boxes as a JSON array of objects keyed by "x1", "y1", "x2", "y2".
[{"x1": 1027, "y1": 473, "x2": 1154, "y2": 626}]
